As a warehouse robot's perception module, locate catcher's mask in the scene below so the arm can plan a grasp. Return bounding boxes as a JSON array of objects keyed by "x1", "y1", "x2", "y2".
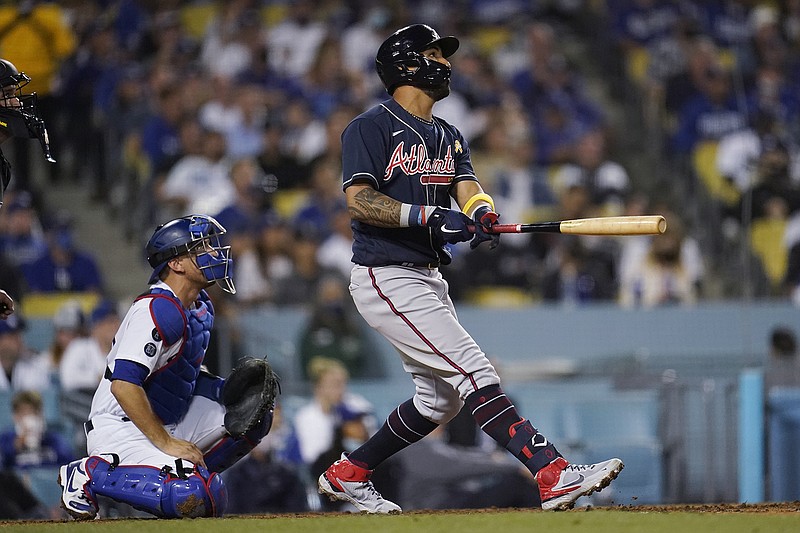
[
  {"x1": 146, "y1": 214, "x2": 236, "y2": 294},
  {"x1": 0, "y1": 59, "x2": 55, "y2": 164},
  {"x1": 375, "y1": 24, "x2": 459, "y2": 95}
]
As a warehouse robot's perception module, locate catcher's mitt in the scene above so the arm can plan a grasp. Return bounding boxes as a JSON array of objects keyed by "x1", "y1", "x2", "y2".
[{"x1": 222, "y1": 357, "x2": 279, "y2": 438}]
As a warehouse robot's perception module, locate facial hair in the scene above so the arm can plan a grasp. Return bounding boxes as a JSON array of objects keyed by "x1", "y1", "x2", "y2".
[{"x1": 423, "y1": 82, "x2": 451, "y2": 102}]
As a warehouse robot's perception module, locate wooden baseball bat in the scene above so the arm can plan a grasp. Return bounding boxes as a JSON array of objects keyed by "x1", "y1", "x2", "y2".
[{"x1": 480, "y1": 215, "x2": 667, "y2": 235}]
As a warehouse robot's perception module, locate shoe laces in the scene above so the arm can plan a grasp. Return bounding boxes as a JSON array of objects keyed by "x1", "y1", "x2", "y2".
[{"x1": 564, "y1": 463, "x2": 597, "y2": 472}]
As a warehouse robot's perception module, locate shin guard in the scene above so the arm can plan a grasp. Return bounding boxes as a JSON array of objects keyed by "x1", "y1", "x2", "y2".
[{"x1": 86, "y1": 456, "x2": 227, "y2": 517}]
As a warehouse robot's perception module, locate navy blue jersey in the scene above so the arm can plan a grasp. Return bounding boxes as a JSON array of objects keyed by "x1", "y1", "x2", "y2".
[{"x1": 342, "y1": 98, "x2": 478, "y2": 266}]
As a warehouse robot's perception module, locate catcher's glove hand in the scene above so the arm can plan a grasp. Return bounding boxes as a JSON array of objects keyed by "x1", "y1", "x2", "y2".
[{"x1": 222, "y1": 356, "x2": 280, "y2": 438}]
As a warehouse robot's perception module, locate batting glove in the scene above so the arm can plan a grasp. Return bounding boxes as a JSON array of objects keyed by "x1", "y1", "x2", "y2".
[
  {"x1": 427, "y1": 207, "x2": 474, "y2": 245},
  {"x1": 470, "y1": 206, "x2": 501, "y2": 250}
]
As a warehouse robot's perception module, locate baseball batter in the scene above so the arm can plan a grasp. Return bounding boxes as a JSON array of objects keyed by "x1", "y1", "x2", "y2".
[
  {"x1": 317, "y1": 24, "x2": 623, "y2": 512},
  {"x1": 58, "y1": 215, "x2": 276, "y2": 520}
]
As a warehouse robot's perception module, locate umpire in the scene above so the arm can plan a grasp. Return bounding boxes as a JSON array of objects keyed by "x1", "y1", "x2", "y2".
[{"x1": 0, "y1": 57, "x2": 56, "y2": 319}]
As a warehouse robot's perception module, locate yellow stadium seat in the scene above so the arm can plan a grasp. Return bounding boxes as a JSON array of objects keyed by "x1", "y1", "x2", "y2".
[
  {"x1": 271, "y1": 189, "x2": 311, "y2": 220},
  {"x1": 692, "y1": 140, "x2": 741, "y2": 207},
  {"x1": 625, "y1": 46, "x2": 650, "y2": 85},
  {"x1": 180, "y1": 3, "x2": 219, "y2": 39},
  {"x1": 21, "y1": 292, "x2": 101, "y2": 319},
  {"x1": 464, "y1": 286, "x2": 534, "y2": 307},
  {"x1": 749, "y1": 217, "x2": 788, "y2": 288}
]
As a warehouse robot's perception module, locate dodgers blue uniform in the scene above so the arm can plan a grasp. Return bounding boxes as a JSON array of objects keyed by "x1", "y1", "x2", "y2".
[{"x1": 341, "y1": 98, "x2": 501, "y2": 424}]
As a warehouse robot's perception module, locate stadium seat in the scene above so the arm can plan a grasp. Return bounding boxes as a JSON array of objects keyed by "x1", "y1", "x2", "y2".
[
  {"x1": 691, "y1": 141, "x2": 741, "y2": 207},
  {"x1": 749, "y1": 217, "x2": 788, "y2": 289}
]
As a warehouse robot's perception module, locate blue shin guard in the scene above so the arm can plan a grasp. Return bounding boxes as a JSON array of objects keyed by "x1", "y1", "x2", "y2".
[{"x1": 85, "y1": 456, "x2": 227, "y2": 518}]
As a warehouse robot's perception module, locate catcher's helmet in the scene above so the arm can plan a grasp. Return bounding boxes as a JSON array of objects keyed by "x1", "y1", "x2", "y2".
[
  {"x1": 146, "y1": 215, "x2": 236, "y2": 294},
  {"x1": 0, "y1": 59, "x2": 54, "y2": 163},
  {"x1": 375, "y1": 24, "x2": 459, "y2": 95}
]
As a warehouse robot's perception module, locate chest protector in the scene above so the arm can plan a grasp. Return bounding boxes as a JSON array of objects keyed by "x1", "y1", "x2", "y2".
[{"x1": 138, "y1": 288, "x2": 215, "y2": 424}]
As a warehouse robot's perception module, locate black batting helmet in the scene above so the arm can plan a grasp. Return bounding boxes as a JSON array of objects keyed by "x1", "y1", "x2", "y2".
[{"x1": 375, "y1": 24, "x2": 459, "y2": 95}]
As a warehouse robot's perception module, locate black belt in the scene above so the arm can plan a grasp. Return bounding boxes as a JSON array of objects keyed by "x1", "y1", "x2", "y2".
[{"x1": 84, "y1": 417, "x2": 131, "y2": 434}]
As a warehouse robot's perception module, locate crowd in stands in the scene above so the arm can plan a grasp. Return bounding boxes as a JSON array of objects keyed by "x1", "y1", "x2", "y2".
[
  {"x1": 2, "y1": 1, "x2": 799, "y2": 313},
  {"x1": 1, "y1": 0, "x2": 800, "y2": 518}
]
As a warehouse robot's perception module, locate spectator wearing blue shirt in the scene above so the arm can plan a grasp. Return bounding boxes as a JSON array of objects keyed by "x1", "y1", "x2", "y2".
[
  {"x1": 22, "y1": 215, "x2": 103, "y2": 294},
  {"x1": 672, "y1": 65, "x2": 747, "y2": 154},
  {"x1": 0, "y1": 390, "x2": 74, "y2": 470}
]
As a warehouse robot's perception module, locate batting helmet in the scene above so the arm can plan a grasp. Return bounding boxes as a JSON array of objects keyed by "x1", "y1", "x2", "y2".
[
  {"x1": 375, "y1": 24, "x2": 459, "y2": 95},
  {"x1": 146, "y1": 215, "x2": 236, "y2": 294},
  {"x1": 0, "y1": 58, "x2": 54, "y2": 163}
]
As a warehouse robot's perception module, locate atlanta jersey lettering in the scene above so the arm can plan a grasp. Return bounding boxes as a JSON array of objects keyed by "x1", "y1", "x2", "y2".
[{"x1": 342, "y1": 98, "x2": 478, "y2": 266}]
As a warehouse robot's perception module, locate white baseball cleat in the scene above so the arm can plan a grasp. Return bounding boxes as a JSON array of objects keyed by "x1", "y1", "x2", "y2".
[
  {"x1": 318, "y1": 453, "x2": 402, "y2": 514},
  {"x1": 58, "y1": 458, "x2": 99, "y2": 520},
  {"x1": 537, "y1": 456, "x2": 624, "y2": 511}
]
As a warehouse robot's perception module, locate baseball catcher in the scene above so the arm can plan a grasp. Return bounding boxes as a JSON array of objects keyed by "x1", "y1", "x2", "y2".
[{"x1": 57, "y1": 215, "x2": 278, "y2": 520}]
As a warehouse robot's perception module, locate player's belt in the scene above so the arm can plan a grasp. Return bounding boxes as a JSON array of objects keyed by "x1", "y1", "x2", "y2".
[
  {"x1": 397, "y1": 261, "x2": 440, "y2": 268},
  {"x1": 84, "y1": 417, "x2": 131, "y2": 435}
]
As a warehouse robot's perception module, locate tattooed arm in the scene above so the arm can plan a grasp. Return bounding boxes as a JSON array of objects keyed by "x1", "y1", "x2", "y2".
[{"x1": 345, "y1": 183, "x2": 403, "y2": 227}]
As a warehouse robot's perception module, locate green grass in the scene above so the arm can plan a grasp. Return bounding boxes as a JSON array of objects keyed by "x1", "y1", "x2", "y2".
[{"x1": 2, "y1": 509, "x2": 800, "y2": 533}]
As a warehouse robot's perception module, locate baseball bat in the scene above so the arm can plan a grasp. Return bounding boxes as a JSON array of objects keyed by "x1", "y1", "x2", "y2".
[{"x1": 475, "y1": 215, "x2": 667, "y2": 235}]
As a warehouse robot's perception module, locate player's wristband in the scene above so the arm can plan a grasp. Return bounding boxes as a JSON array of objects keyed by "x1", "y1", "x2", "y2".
[
  {"x1": 401, "y1": 204, "x2": 437, "y2": 227},
  {"x1": 462, "y1": 193, "x2": 495, "y2": 218}
]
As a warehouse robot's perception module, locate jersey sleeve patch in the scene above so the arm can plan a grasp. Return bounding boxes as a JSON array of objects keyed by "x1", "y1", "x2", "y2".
[{"x1": 148, "y1": 296, "x2": 186, "y2": 346}]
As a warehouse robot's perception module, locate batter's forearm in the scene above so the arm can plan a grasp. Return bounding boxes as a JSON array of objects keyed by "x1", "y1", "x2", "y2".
[{"x1": 348, "y1": 186, "x2": 403, "y2": 228}]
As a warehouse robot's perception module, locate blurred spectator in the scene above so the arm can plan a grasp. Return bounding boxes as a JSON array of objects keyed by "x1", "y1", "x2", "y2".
[
  {"x1": 224, "y1": 402, "x2": 308, "y2": 515},
  {"x1": 298, "y1": 274, "x2": 375, "y2": 379},
  {"x1": 223, "y1": 84, "x2": 269, "y2": 159},
  {"x1": 57, "y1": 17, "x2": 120, "y2": 200},
  {"x1": 0, "y1": 314, "x2": 49, "y2": 392},
  {"x1": 137, "y1": 85, "x2": 184, "y2": 176},
  {"x1": 551, "y1": 128, "x2": 631, "y2": 216},
  {"x1": 198, "y1": 1, "x2": 259, "y2": 81},
  {"x1": 662, "y1": 35, "x2": 725, "y2": 120},
  {"x1": 716, "y1": 111, "x2": 784, "y2": 195},
  {"x1": 293, "y1": 158, "x2": 346, "y2": 241},
  {"x1": 540, "y1": 237, "x2": 617, "y2": 304},
  {"x1": 58, "y1": 299, "x2": 119, "y2": 392},
  {"x1": 266, "y1": 0, "x2": 328, "y2": 78},
  {"x1": 272, "y1": 228, "x2": 329, "y2": 307},
  {"x1": 293, "y1": 357, "x2": 375, "y2": 469},
  {"x1": 31, "y1": 299, "x2": 85, "y2": 388},
  {"x1": 745, "y1": 65, "x2": 800, "y2": 142},
  {"x1": 0, "y1": 190, "x2": 47, "y2": 269},
  {"x1": 618, "y1": 213, "x2": 703, "y2": 307},
  {"x1": 22, "y1": 215, "x2": 104, "y2": 294},
  {"x1": 764, "y1": 326, "x2": 800, "y2": 391},
  {"x1": 482, "y1": 127, "x2": 557, "y2": 241},
  {"x1": 157, "y1": 126, "x2": 233, "y2": 218},
  {"x1": 672, "y1": 64, "x2": 748, "y2": 154},
  {"x1": 215, "y1": 157, "x2": 276, "y2": 306},
  {"x1": 739, "y1": 136, "x2": 800, "y2": 223},
  {"x1": 58, "y1": 299, "x2": 119, "y2": 453},
  {"x1": 316, "y1": 203, "x2": 355, "y2": 280},
  {"x1": 0, "y1": 390, "x2": 74, "y2": 470}
]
